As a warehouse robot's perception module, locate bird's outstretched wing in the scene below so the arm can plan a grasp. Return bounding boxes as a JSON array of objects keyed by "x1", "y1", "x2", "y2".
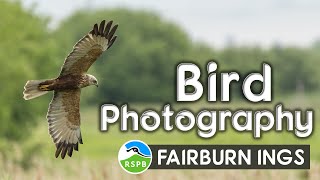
[
  {"x1": 59, "y1": 20, "x2": 118, "y2": 76},
  {"x1": 47, "y1": 89, "x2": 82, "y2": 159}
]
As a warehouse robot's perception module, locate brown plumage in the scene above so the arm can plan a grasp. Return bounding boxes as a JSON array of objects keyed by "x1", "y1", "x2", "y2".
[{"x1": 23, "y1": 20, "x2": 118, "y2": 159}]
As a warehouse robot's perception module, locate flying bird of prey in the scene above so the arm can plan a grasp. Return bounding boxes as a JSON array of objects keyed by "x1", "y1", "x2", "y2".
[{"x1": 23, "y1": 20, "x2": 118, "y2": 159}]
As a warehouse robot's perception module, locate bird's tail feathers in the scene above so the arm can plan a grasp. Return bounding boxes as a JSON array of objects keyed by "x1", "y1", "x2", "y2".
[{"x1": 23, "y1": 80, "x2": 49, "y2": 100}]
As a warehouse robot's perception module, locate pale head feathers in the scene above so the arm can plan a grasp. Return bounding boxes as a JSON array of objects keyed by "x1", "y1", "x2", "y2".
[{"x1": 86, "y1": 74, "x2": 98, "y2": 87}]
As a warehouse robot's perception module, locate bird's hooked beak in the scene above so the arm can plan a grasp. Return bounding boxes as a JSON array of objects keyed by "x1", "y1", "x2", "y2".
[{"x1": 95, "y1": 84, "x2": 99, "y2": 87}]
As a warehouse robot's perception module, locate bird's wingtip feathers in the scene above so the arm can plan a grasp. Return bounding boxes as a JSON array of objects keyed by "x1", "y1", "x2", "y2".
[
  {"x1": 89, "y1": 20, "x2": 118, "y2": 49},
  {"x1": 55, "y1": 141, "x2": 82, "y2": 159}
]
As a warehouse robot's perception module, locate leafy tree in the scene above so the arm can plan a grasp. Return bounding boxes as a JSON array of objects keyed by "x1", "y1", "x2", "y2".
[
  {"x1": 215, "y1": 47, "x2": 267, "y2": 99},
  {"x1": 0, "y1": 1, "x2": 58, "y2": 140}
]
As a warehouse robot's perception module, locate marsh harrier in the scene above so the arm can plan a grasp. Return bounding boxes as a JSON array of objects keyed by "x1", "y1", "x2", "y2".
[{"x1": 23, "y1": 20, "x2": 118, "y2": 159}]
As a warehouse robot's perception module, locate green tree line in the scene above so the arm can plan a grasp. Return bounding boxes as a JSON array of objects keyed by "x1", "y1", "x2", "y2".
[{"x1": 0, "y1": 0, "x2": 319, "y2": 141}]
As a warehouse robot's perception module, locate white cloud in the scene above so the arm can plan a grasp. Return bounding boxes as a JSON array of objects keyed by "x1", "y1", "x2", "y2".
[{"x1": 22, "y1": 0, "x2": 320, "y2": 48}]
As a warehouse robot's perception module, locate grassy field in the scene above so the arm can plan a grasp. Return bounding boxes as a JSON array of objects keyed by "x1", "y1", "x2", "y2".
[{"x1": 1, "y1": 93, "x2": 320, "y2": 179}]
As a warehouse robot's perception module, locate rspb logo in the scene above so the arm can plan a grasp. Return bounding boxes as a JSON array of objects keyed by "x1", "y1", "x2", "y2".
[{"x1": 118, "y1": 140, "x2": 152, "y2": 174}]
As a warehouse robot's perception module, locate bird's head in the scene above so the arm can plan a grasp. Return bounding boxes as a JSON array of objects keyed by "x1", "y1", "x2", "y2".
[{"x1": 86, "y1": 74, "x2": 99, "y2": 87}]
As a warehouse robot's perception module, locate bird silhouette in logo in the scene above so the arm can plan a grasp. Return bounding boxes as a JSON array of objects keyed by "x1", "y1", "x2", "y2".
[{"x1": 126, "y1": 147, "x2": 147, "y2": 157}]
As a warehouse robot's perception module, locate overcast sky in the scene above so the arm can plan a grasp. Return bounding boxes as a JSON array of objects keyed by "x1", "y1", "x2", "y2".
[{"x1": 22, "y1": 0, "x2": 320, "y2": 48}]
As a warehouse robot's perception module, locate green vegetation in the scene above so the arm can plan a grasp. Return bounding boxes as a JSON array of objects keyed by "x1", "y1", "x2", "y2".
[{"x1": 0, "y1": 1, "x2": 58, "y2": 142}]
